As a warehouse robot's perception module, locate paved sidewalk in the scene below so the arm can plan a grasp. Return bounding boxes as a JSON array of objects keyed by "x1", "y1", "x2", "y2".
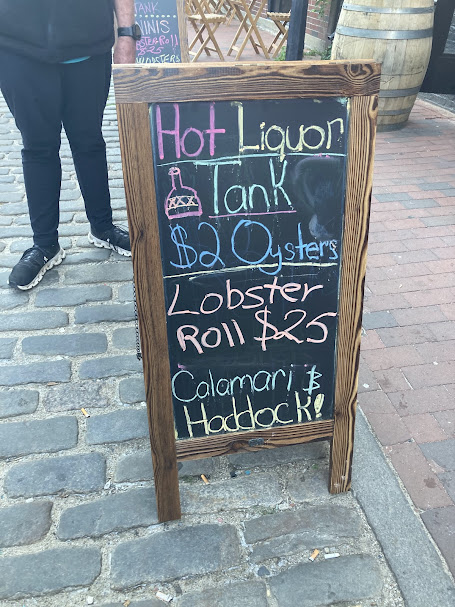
[
  {"x1": 136, "y1": 17, "x2": 455, "y2": 577},
  {"x1": 361, "y1": 99, "x2": 455, "y2": 577},
  {"x1": 0, "y1": 87, "x2": 454, "y2": 606}
]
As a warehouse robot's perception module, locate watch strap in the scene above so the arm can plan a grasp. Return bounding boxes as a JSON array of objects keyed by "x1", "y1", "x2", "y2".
[
  {"x1": 118, "y1": 26, "x2": 134, "y2": 37},
  {"x1": 118, "y1": 24, "x2": 141, "y2": 40}
]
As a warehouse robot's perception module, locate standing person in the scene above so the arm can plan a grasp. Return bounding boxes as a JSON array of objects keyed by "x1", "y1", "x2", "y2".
[{"x1": 0, "y1": 0, "x2": 141, "y2": 290}]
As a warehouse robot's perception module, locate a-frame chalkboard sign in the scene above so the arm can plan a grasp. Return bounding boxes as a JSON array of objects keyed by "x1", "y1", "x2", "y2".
[
  {"x1": 113, "y1": 61, "x2": 380, "y2": 522},
  {"x1": 134, "y1": 0, "x2": 189, "y2": 63}
]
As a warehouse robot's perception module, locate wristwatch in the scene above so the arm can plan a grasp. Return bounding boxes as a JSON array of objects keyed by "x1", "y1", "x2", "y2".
[{"x1": 117, "y1": 24, "x2": 142, "y2": 41}]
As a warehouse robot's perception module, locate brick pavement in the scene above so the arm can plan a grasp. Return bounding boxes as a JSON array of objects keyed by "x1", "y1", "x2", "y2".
[
  {"x1": 361, "y1": 99, "x2": 455, "y2": 576},
  {"x1": 143, "y1": 32, "x2": 455, "y2": 581},
  {"x1": 0, "y1": 66, "x2": 454, "y2": 605}
]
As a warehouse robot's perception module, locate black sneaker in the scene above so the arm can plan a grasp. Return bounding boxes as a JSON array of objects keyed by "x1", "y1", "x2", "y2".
[
  {"x1": 8, "y1": 244, "x2": 65, "y2": 290},
  {"x1": 88, "y1": 224, "x2": 131, "y2": 257}
]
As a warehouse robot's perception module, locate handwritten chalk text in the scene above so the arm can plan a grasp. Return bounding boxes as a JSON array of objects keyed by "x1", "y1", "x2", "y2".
[{"x1": 168, "y1": 219, "x2": 339, "y2": 275}]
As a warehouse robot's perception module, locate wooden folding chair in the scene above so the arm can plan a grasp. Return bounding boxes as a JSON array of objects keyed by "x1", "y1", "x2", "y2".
[
  {"x1": 227, "y1": 0, "x2": 270, "y2": 60},
  {"x1": 186, "y1": 0, "x2": 227, "y2": 62},
  {"x1": 186, "y1": 0, "x2": 210, "y2": 57},
  {"x1": 228, "y1": 0, "x2": 260, "y2": 54},
  {"x1": 267, "y1": 11, "x2": 290, "y2": 58},
  {"x1": 216, "y1": 0, "x2": 237, "y2": 24}
]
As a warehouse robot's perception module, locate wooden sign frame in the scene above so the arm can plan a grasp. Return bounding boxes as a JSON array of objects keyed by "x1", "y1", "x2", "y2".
[
  {"x1": 113, "y1": 61, "x2": 380, "y2": 523},
  {"x1": 178, "y1": 0, "x2": 189, "y2": 63}
]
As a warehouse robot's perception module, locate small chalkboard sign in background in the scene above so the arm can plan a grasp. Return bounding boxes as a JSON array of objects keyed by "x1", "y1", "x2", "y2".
[
  {"x1": 113, "y1": 61, "x2": 380, "y2": 522},
  {"x1": 135, "y1": 0, "x2": 188, "y2": 63}
]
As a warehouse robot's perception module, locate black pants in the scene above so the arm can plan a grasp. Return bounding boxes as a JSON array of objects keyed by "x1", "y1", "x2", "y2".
[{"x1": 0, "y1": 49, "x2": 113, "y2": 248}]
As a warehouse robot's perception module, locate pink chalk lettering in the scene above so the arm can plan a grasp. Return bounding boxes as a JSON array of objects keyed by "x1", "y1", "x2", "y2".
[
  {"x1": 155, "y1": 102, "x2": 225, "y2": 160},
  {"x1": 156, "y1": 103, "x2": 180, "y2": 160},
  {"x1": 180, "y1": 127, "x2": 204, "y2": 157}
]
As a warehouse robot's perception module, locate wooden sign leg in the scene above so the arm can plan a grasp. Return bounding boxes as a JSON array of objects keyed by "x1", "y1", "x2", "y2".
[
  {"x1": 329, "y1": 398, "x2": 357, "y2": 493},
  {"x1": 116, "y1": 102, "x2": 182, "y2": 522},
  {"x1": 148, "y1": 411, "x2": 181, "y2": 523},
  {"x1": 329, "y1": 94, "x2": 378, "y2": 493}
]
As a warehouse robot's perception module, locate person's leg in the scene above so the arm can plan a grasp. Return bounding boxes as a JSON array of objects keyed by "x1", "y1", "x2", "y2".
[
  {"x1": 0, "y1": 48, "x2": 63, "y2": 248},
  {"x1": 61, "y1": 52, "x2": 113, "y2": 233},
  {"x1": 0, "y1": 48, "x2": 65, "y2": 289}
]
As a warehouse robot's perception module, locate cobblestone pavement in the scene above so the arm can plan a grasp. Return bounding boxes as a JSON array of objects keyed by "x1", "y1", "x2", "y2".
[{"x1": 0, "y1": 86, "x2": 454, "y2": 606}]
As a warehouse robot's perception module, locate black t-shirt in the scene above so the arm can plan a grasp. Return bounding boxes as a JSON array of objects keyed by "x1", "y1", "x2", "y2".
[{"x1": 0, "y1": 0, "x2": 115, "y2": 63}]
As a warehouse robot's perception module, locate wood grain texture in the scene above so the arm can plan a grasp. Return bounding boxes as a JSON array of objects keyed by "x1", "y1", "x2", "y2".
[
  {"x1": 113, "y1": 61, "x2": 381, "y2": 103},
  {"x1": 177, "y1": 0, "x2": 189, "y2": 62},
  {"x1": 176, "y1": 420, "x2": 334, "y2": 461},
  {"x1": 116, "y1": 103, "x2": 181, "y2": 522},
  {"x1": 329, "y1": 94, "x2": 378, "y2": 494}
]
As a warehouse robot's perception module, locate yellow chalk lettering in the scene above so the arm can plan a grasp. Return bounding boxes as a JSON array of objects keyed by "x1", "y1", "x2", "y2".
[
  {"x1": 285, "y1": 125, "x2": 304, "y2": 153},
  {"x1": 314, "y1": 393, "x2": 325, "y2": 418},
  {"x1": 326, "y1": 118, "x2": 344, "y2": 150},
  {"x1": 302, "y1": 125, "x2": 326, "y2": 150},
  {"x1": 254, "y1": 406, "x2": 275, "y2": 428},
  {"x1": 236, "y1": 102, "x2": 260, "y2": 153},
  {"x1": 184, "y1": 402, "x2": 209, "y2": 438},
  {"x1": 265, "y1": 125, "x2": 286, "y2": 161},
  {"x1": 296, "y1": 391, "x2": 312, "y2": 422},
  {"x1": 276, "y1": 402, "x2": 293, "y2": 424}
]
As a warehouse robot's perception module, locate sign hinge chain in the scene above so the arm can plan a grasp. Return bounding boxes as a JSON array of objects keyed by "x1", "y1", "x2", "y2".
[{"x1": 132, "y1": 278, "x2": 142, "y2": 361}]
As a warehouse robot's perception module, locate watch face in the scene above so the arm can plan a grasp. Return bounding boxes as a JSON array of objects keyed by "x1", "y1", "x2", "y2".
[{"x1": 133, "y1": 23, "x2": 142, "y2": 41}]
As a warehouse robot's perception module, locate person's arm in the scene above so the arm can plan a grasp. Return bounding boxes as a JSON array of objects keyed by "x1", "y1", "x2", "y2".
[{"x1": 113, "y1": 0, "x2": 136, "y2": 64}]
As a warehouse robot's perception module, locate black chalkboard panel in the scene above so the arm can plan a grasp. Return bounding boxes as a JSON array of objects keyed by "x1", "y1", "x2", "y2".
[
  {"x1": 135, "y1": 1, "x2": 182, "y2": 63},
  {"x1": 149, "y1": 98, "x2": 349, "y2": 440}
]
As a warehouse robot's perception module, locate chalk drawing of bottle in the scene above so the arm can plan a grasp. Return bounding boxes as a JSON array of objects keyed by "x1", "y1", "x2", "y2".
[{"x1": 165, "y1": 167, "x2": 202, "y2": 220}]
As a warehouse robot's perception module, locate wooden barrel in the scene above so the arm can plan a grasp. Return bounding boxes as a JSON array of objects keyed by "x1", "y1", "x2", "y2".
[{"x1": 331, "y1": 0, "x2": 434, "y2": 130}]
